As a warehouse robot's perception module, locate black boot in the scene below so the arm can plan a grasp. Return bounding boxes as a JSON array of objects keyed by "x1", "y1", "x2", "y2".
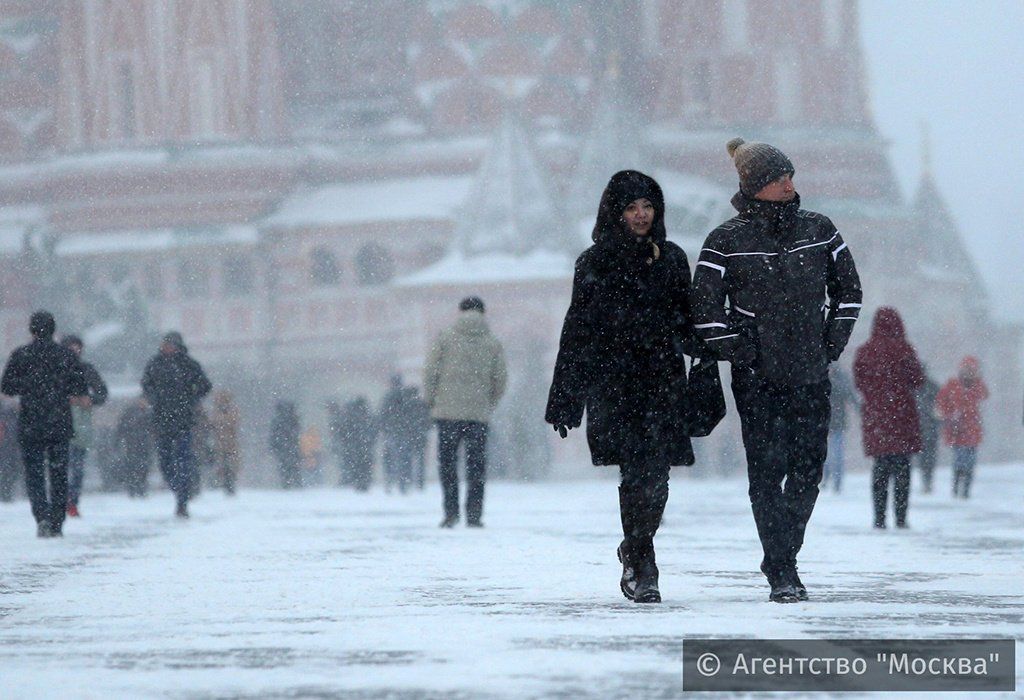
[
  {"x1": 788, "y1": 562, "x2": 808, "y2": 601},
  {"x1": 617, "y1": 540, "x2": 637, "y2": 601},
  {"x1": 761, "y1": 559, "x2": 798, "y2": 603},
  {"x1": 633, "y1": 556, "x2": 661, "y2": 603}
]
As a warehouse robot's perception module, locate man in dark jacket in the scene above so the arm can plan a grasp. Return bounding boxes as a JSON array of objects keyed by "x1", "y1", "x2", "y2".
[
  {"x1": 1, "y1": 311, "x2": 88, "y2": 537},
  {"x1": 141, "y1": 331, "x2": 212, "y2": 518},
  {"x1": 692, "y1": 139, "x2": 862, "y2": 603},
  {"x1": 62, "y1": 335, "x2": 108, "y2": 517}
]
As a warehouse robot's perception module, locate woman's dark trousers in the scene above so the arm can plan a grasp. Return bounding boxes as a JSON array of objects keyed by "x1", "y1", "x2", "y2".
[
  {"x1": 437, "y1": 419, "x2": 488, "y2": 524},
  {"x1": 618, "y1": 459, "x2": 670, "y2": 569},
  {"x1": 731, "y1": 370, "x2": 831, "y2": 576},
  {"x1": 872, "y1": 454, "x2": 910, "y2": 527}
]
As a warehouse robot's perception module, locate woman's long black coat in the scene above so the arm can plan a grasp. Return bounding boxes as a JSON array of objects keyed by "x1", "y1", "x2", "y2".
[{"x1": 546, "y1": 172, "x2": 701, "y2": 467}]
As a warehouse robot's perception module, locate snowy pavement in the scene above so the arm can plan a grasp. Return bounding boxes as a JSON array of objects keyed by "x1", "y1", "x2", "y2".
[{"x1": 0, "y1": 463, "x2": 1021, "y2": 699}]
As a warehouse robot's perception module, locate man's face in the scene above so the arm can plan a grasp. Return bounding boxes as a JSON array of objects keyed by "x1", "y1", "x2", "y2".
[
  {"x1": 160, "y1": 341, "x2": 177, "y2": 355},
  {"x1": 621, "y1": 198, "x2": 654, "y2": 236},
  {"x1": 68, "y1": 343, "x2": 83, "y2": 357},
  {"x1": 755, "y1": 173, "x2": 796, "y2": 202}
]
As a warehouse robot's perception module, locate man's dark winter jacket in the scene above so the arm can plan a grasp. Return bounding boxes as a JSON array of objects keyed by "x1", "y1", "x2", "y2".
[
  {"x1": 546, "y1": 170, "x2": 701, "y2": 467},
  {"x1": 691, "y1": 192, "x2": 862, "y2": 386},
  {"x1": 141, "y1": 350, "x2": 212, "y2": 435},
  {"x1": 1, "y1": 338, "x2": 88, "y2": 443}
]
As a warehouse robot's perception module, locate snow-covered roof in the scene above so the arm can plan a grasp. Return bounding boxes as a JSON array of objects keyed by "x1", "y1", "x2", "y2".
[
  {"x1": 55, "y1": 226, "x2": 258, "y2": 257},
  {"x1": 263, "y1": 176, "x2": 473, "y2": 229},
  {"x1": 395, "y1": 249, "x2": 572, "y2": 287}
]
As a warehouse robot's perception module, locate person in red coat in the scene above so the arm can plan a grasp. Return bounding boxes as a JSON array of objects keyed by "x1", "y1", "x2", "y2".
[
  {"x1": 853, "y1": 307, "x2": 925, "y2": 528},
  {"x1": 936, "y1": 356, "x2": 989, "y2": 499}
]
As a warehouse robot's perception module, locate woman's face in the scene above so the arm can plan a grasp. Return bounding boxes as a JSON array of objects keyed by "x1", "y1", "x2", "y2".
[{"x1": 621, "y1": 198, "x2": 654, "y2": 237}]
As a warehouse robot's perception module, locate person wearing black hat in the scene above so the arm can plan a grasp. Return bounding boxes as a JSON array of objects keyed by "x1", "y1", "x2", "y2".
[
  {"x1": 424, "y1": 296, "x2": 507, "y2": 528},
  {"x1": 61, "y1": 334, "x2": 108, "y2": 518},
  {"x1": 141, "y1": 331, "x2": 212, "y2": 518},
  {"x1": 691, "y1": 139, "x2": 863, "y2": 603},
  {"x1": 1, "y1": 311, "x2": 88, "y2": 537},
  {"x1": 547, "y1": 170, "x2": 706, "y2": 604}
]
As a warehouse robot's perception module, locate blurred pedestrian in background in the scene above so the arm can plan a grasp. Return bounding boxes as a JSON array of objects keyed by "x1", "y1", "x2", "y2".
[
  {"x1": 338, "y1": 397, "x2": 375, "y2": 491},
  {"x1": 1, "y1": 311, "x2": 87, "y2": 537},
  {"x1": 270, "y1": 401, "x2": 301, "y2": 489},
  {"x1": 142, "y1": 331, "x2": 212, "y2": 519},
  {"x1": 823, "y1": 363, "x2": 856, "y2": 494},
  {"x1": 61, "y1": 335, "x2": 108, "y2": 518},
  {"x1": 210, "y1": 391, "x2": 241, "y2": 496},
  {"x1": 854, "y1": 307, "x2": 924, "y2": 529},
  {"x1": 915, "y1": 367, "x2": 942, "y2": 494},
  {"x1": 937, "y1": 356, "x2": 988, "y2": 499},
  {"x1": 116, "y1": 397, "x2": 153, "y2": 497},
  {"x1": 0, "y1": 398, "x2": 21, "y2": 502}
]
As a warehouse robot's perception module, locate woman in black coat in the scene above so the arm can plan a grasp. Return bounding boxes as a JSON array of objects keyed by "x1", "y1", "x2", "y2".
[{"x1": 547, "y1": 170, "x2": 703, "y2": 604}]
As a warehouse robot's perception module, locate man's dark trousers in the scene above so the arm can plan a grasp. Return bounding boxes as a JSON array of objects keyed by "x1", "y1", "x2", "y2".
[
  {"x1": 21, "y1": 438, "x2": 70, "y2": 528},
  {"x1": 156, "y1": 429, "x2": 194, "y2": 507},
  {"x1": 437, "y1": 419, "x2": 488, "y2": 524},
  {"x1": 731, "y1": 368, "x2": 831, "y2": 572}
]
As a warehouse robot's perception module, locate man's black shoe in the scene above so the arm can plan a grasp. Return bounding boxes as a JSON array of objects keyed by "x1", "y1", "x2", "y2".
[
  {"x1": 617, "y1": 541, "x2": 637, "y2": 601},
  {"x1": 633, "y1": 559, "x2": 661, "y2": 604},
  {"x1": 175, "y1": 502, "x2": 189, "y2": 519},
  {"x1": 769, "y1": 582, "x2": 800, "y2": 603}
]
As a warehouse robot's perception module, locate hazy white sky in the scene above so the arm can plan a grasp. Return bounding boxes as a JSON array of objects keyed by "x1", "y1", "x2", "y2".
[{"x1": 860, "y1": 0, "x2": 1024, "y2": 322}]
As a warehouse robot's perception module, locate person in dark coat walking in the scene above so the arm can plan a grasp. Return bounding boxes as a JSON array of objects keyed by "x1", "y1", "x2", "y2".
[
  {"x1": 823, "y1": 364, "x2": 856, "y2": 493},
  {"x1": 338, "y1": 397, "x2": 376, "y2": 491},
  {"x1": 691, "y1": 140, "x2": 862, "y2": 602},
  {"x1": 936, "y1": 356, "x2": 989, "y2": 498},
  {"x1": 269, "y1": 401, "x2": 301, "y2": 489},
  {"x1": 0, "y1": 399, "x2": 21, "y2": 502},
  {"x1": 61, "y1": 335, "x2": 108, "y2": 518},
  {"x1": 406, "y1": 387, "x2": 431, "y2": 490},
  {"x1": 915, "y1": 368, "x2": 941, "y2": 494},
  {"x1": 0, "y1": 311, "x2": 88, "y2": 537},
  {"x1": 326, "y1": 400, "x2": 347, "y2": 486},
  {"x1": 141, "y1": 331, "x2": 212, "y2": 518},
  {"x1": 115, "y1": 397, "x2": 154, "y2": 497},
  {"x1": 547, "y1": 170, "x2": 703, "y2": 604},
  {"x1": 379, "y1": 375, "x2": 413, "y2": 494},
  {"x1": 853, "y1": 308, "x2": 925, "y2": 529}
]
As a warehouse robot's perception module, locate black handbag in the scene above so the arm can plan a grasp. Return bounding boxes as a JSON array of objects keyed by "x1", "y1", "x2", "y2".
[{"x1": 683, "y1": 356, "x2": 726, "y2": 437}]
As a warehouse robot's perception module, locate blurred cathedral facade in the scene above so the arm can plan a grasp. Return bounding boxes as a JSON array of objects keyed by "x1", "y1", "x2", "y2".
[{"x1": 0, "y1": 0, "x2": 1018, "y2": 467}]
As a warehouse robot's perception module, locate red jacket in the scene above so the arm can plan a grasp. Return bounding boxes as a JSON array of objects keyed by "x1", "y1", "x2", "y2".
[
  {"x1": 853, "y1": 308, "x2": 925, "y2": 457},
  {"x1": 936, "y1": 362, "x2": 988, "y2": 448}
]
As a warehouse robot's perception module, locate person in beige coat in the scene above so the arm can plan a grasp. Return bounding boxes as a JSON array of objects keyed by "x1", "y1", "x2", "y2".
[{"x1": 424, "y1": 296, "x2": 507, "y2": 528}]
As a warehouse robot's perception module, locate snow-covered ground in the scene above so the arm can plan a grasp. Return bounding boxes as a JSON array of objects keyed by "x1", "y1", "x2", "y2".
[{"x1": 1, "y1": 463, "x2": 1021, "y2": 699}]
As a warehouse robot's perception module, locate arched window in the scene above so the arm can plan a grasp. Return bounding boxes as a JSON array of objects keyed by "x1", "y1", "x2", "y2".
[
  {"x1": 310, "y1": 246, "x2": 341, "y2": 286},
  {"x1": 355, "y1": 242, "x2": 394, "y2": 286}
]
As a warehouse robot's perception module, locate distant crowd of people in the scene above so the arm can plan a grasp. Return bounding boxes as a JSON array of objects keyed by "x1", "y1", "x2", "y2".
[
  {"x1": 823, "y1": 306, "x2": 989, "y2": 531},
  {"x1": 0, "y1": 295, "x2": 509, "y2": 537}
]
